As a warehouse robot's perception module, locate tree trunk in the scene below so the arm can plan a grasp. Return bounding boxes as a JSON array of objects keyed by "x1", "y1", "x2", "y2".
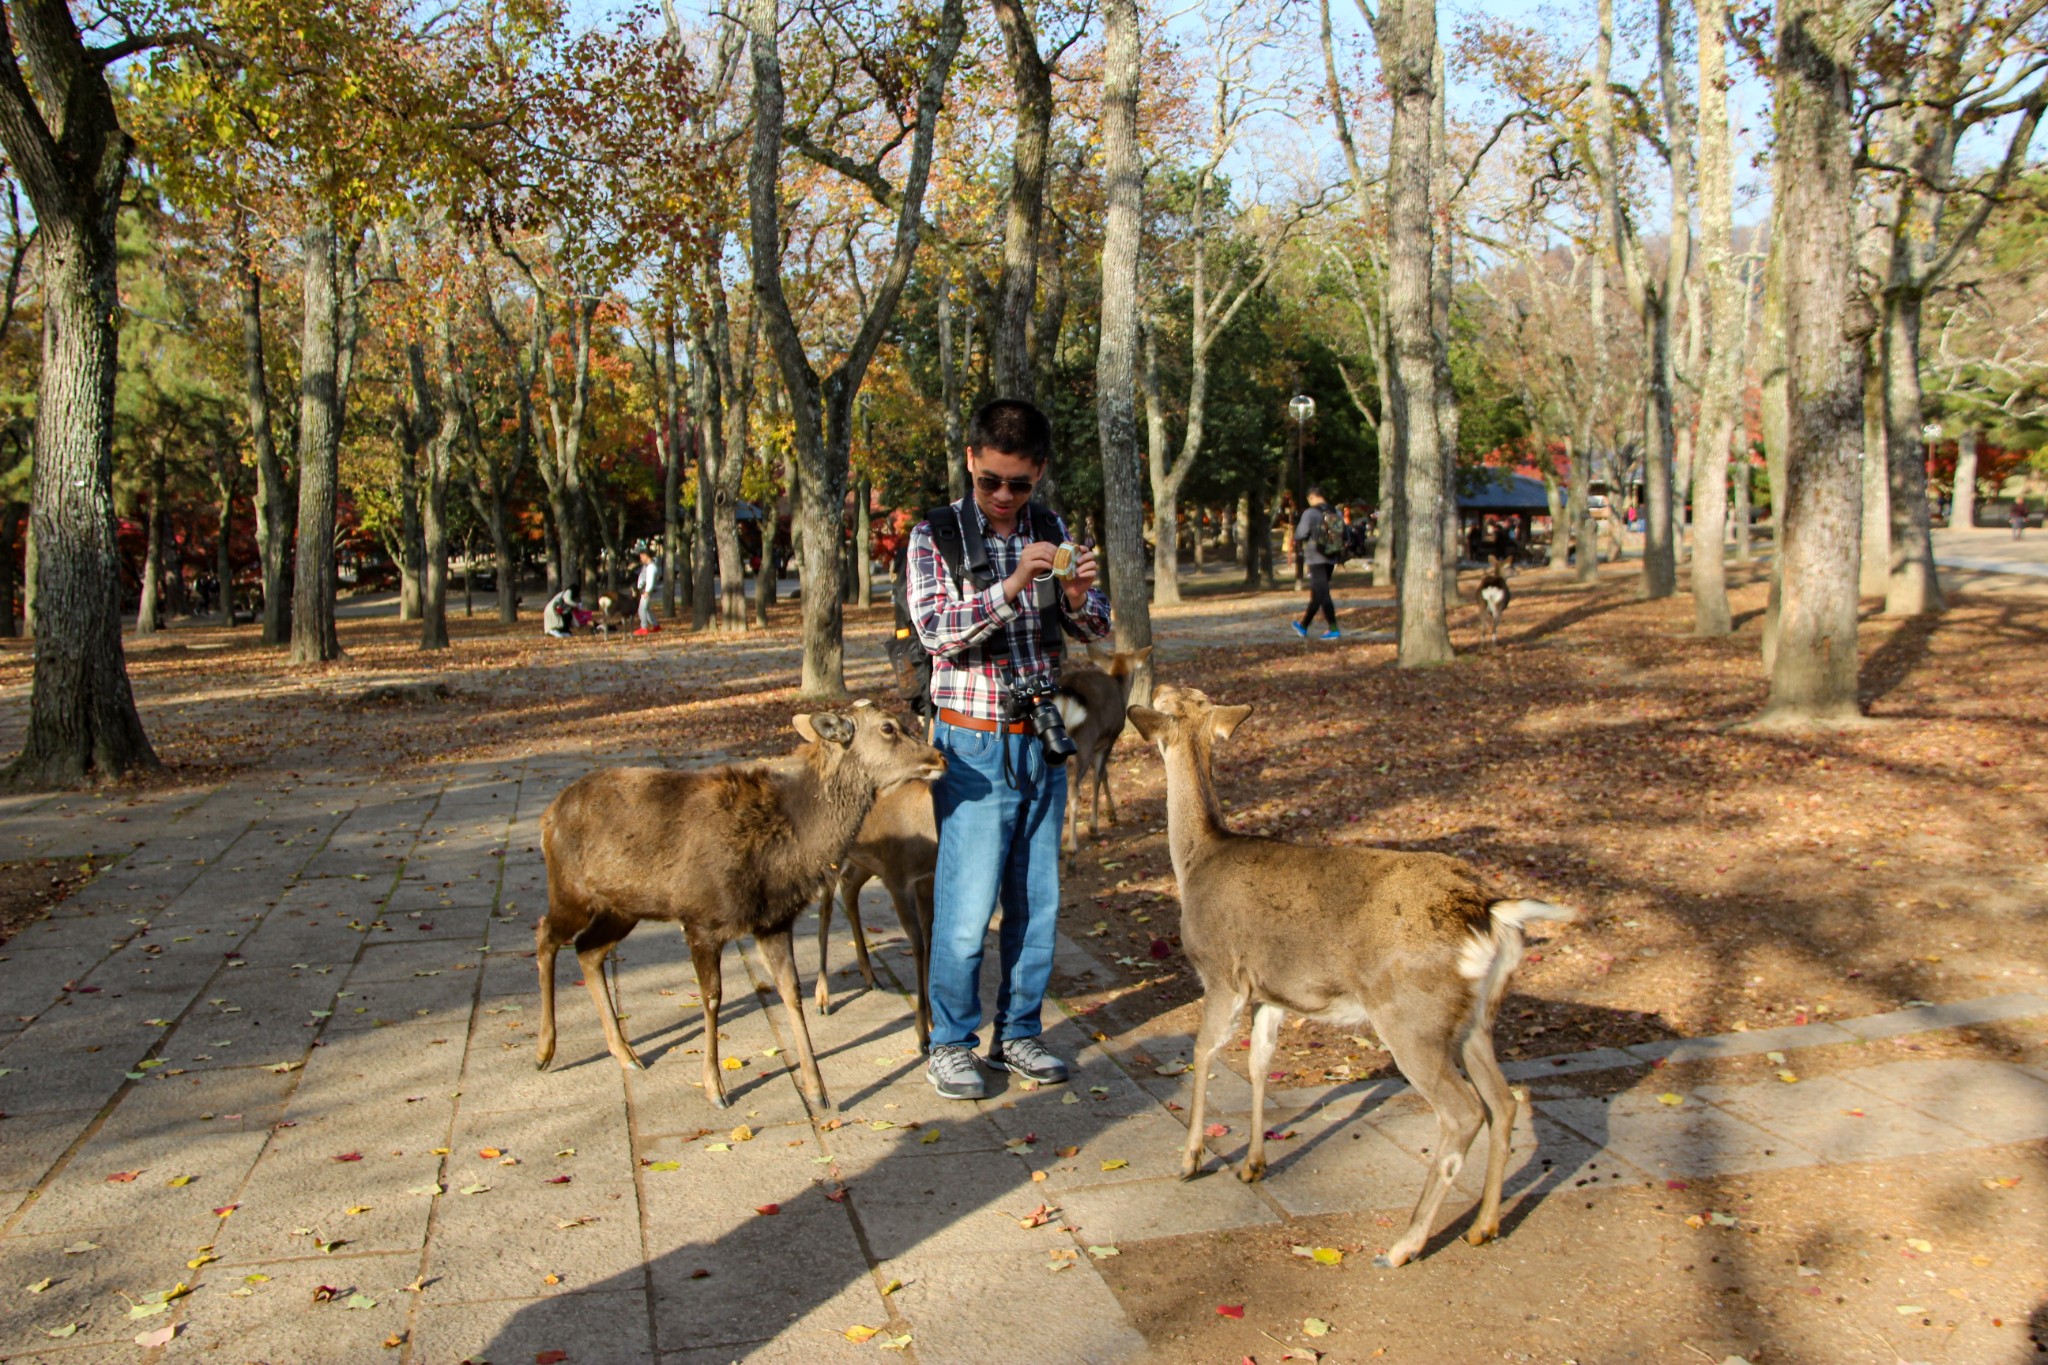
[
  {"x1": 289, "y1": 217, "x2": 347, "y2": 665},
  {"x1": 938, "y1": 282, "x2": 969, "y2": 503},
  {"x1": 1577, "y1": 251, "x2": 1607, "y2": 585},
  {"x1": 420, "y1": 304, "x2": 461, "y2": 651},
  {"x1": 1732, "y1": 457, "x2": 1753, "y2": 560},
  {"x1": 137, "y1": 438, "x2": 166, "y2": 637},
  {"x1": 1545, "y1": 465, "x2": 1569, "y2": 570},
  {"x1": 210, "y1": 443, "x2": 235, "y2": 625},
  {"x1": 1691, "y1": 0, "x2": 1739, "y2": 635},
  {"x1": 1568, "y1": 435, "x2": 1595, "y2": 583},
  {"x1": 1758, "y1": 186, "x2": 1790, "y2": 671},
  {"x1": 1952, "y1": 428, "x2": 1978, "y2": 530},
  {"x1": 238, "y1": 249, "x2": 292, "y2": 645},
  {"x1": 1098, "y1": 0, "x2": 1154, "y2": 702},
  {"x1": 1431, "y1": 41, "x2": 1461, "y2": 614},
  {"x1": 1141, "y1": 320, "x2": 1182, "y2": 606},
  {"x1": 397, "y1": 440, "x2": 423, "y2": 621},
  {"x1": 3, "y1": 203, "x2": 158, "y2": 783},
  {"x1": 853, "y1": 477, "x2": 873, "y2": 608},
  {"x1": 1382, "y1": 0, "x2": 1451, "y2": 665},
  {"x1": 1756, "y1": 0, "x2": 1867, "y2": 727},
  {"x1": 1859, "y1": 344, "x2": 1888, "y2": 597},
  {"x1": 1880, "y1": 287, "x2": 1944, "y2": 613},
  {"x1": 991, "y1": 0, "x2": 1052, "y2": 402},
  {"x1": 661, "y1": 318, "x2": 683, "y2": 620}
]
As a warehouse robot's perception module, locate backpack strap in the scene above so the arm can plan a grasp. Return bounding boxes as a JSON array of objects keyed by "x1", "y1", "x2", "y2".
[{"x1": 921, "y1": 499, "x2": 1067, "y2": 667}]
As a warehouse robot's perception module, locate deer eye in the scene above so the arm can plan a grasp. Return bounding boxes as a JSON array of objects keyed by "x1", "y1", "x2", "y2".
[{"x1": 881, "y1": 722, "x2": 897, "y2": 736}]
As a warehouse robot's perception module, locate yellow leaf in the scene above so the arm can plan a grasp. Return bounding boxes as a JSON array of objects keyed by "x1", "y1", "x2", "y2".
[
  {"x1": 1906, "y1": 1238, "x2": 1932, "y2": 1253},
  {"x1": 729, "y1": 1125, "x2": 754, "y2": 1143},
  {"x1": 1100, "y1": 1159, "x2": 1129, "y2": 1171},
  {"x1": 721, "y1": 1057, "x2": 744, "y2": 1071},
  {"x1": 880, "y1": 1279, "x2": 903, "y2": 1295},
  {"x1": 1657, "y1": 1093, "x2": 1684, "y2": 1106},
  {"x1": 1311, "y1": 1247, "x2": 1343, "y2": 1265},
  {"x1": 1304, "y1": 1317, "x2": 1332, "y2": 1337},
  {"x1": 1776, "y1": 1070, "x2": 1799, "y2": 1084},
  {"x1": 346, "y1": 1206, "x2": 372, "y2": 1216},
  {"x1": 844, "y1": 1325, "x2": 881, "y2": 1343},
  {"x1": 920, "y1": 1129, "x2": 941, "y2": 1145},
  {"x1": 542, "y1": 1273, "x2": 561, "y2": 1285},
  {"x1": 167, "y1": 1175, "x2": 195, "y2": 1187}
]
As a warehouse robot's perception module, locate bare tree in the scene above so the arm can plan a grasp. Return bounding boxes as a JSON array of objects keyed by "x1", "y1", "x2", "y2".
[
  {"x1": 1690, "y1": 0, "x2": 1743, "y2": 635},
  {"x1": 1754, "y1": 0, "x2": 1877, "y2": 727},
  {"x1": 747, "y1": 0, "x2": 966, "y2": 698},
  {"x1": 288, "y1": 216, "x2": 361, "y2": 665}
]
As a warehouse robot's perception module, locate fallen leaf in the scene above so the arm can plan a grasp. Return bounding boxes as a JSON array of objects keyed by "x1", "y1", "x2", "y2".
[
  {"x1": 1205, "y1": 1123, "x2": 1230, "y2": 1138},
  {"x1": 755, "y1": 1203, "x2": 780, "y2": 1215},
  {"x1": 1087, "y1": 1244, "x2": 1120, "y2": 1259},
  {"x1": 312, "y1": 1285, "x2": 341, "y2": 1303},
  {"x1": 1061, "y1": 1092, "x2": 1080, "y2": 1106},
  {"x1": 646, "y1": 1161, "x2": 681, "y2": 1173},
  {"x1": 542, "y1": 1273, "x2": 561, "y2": 1286},
  {"x1": 728, "y1": 1125, "x2": 754, "y2": 1143},
  {"x1": 1776, "y1": 1070, "x2": 1799, "y2": 1084},
  {"x1": 721, "y1": 1057, "x2": 744, "y2": 1071},
  {"x1": 186, "y1": 1251, "x2": 220, "y2": 1270},
  {"x1": 921, "y1": 1129, "x2": 942, "y2": 1145},
  {"x1": 1100, "y1": 1159, "x2": 1128, "y2": 1171},
  {"x1": 383, "y1": 1333, "x2": 406, "y2": 1349},
  {"x1": 547, "y1": 1175, "x2": 572, "y2": 1185},
  {"x1": 346, "y1": 1205, "x2": 372, "y2": 1216},
  {"x1": 1017, "y1": 1204, "x2": 1055, "y2": 1229},
  {"x1": 1154, "y1": 1061, "x2": 1189, "y2": 1076},
  {"x1": 213, "y1": 1203, "x2": 239, "y2": 1216},
  {"x1": 62, "y1": 1242, "x2": 100, "y2": 1255},
  {"x1": 1304, "y1": 1316, "x2": 1332, "y2": 1337},
  {"x1": 1982, "y1": 1176, "x2": 2021, "y2": 1190},
  {"x1": 881, "y1": 1279, "x2": 903, "y2": 1295},
  {"x1": 26, "y1": 1276, "x2": 53, "y2": 1293},
  {"x1": 703, "y1": 1144, "x2": 730, "y2": 1153},
  {"x1": 1217, "y1": 1303, "x2": 1245, "y2": 1318},
  {"x1": 1057, "y1": 1145, "x2": 1080, "y2": 1158},
  {"x1": 346, "y1": 1292, "x2": 378, "y2": 1310},
  {"x1": 536, "y1": 1352, "x2": 569, "y2": 1364},
  {"x1": 43, "y1": 1323, "x2": 79, "y2": 1339},
  {"x1": 136, "y1": 1324, "x2": 178, "y2": 1348},
  {"x1": 461, "y1": 1183, "x2": 490, "y2": 1195},
  {"x1": 1657, "y1": 1093, "x2": 1684, "y2": 1107},
  {"x1": 878, "y1": 1333, "x2": 913, "y2": 1351},
  {"x1": 245, "y1": 1273, "x2": 272, "y2": 1284},
  {"x1": 332, "y1": 1152, "x2": 363, "y2": 1163},
  {"x1": 480, "y1": 1147, "x2": 503, "y2": 1159},
  {"x1": 844, "y1": 1325, "x2": 881, "y2": 1344},
  {"x1": 1896, "y1": 1304, "x2": 1926, "y2": 1315},
  {"x1": 106, "y1": 1170, "x2": 141, "y2": 1183},
  {"x1": 1907, "y1": 1238, "x2": 1933, "y2": 1253},
  {"x1": 167, "y1": 1174, "x2": 195, "y2": 1187},
  {"x1": 408, "y1": 1184, "x2": 444, "y2": 1196}
]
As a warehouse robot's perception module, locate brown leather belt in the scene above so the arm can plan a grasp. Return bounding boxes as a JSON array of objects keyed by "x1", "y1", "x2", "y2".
[{"x1": 938, "y1": 707, "x2": 1031, "y2": 734}]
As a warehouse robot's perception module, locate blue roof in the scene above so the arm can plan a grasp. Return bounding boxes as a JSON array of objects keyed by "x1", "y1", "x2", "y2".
[{"x1": 1458, "y1": 473, "x2": 1553, "y2": 512}]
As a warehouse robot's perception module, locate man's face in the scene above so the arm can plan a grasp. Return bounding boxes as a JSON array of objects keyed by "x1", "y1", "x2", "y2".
[{"x1": 965, "y1": 446, "x2": 1045, "y2": 521}]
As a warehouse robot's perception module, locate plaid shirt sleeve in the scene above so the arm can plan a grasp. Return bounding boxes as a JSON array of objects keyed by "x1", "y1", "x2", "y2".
[{"x1": 906, "y1": 519, "x2": 1019, "y2": 659}]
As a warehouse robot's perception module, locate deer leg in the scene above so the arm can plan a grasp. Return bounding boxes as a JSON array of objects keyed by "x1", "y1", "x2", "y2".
[
  {"x1": 689, "y1": 936, "x2": 729, "y2": 1108},
  {"x1": 573, "y1": 916, "x2": 641, "y2": 1072},
  {"x1": 893, "y1": 879, "x2": 933, "y2": 1054},
  {"x1": 535, "y1": 916, "x2": 562, "y2": 1070},
  {"x1": 813, "y1": 877, "x2": 837, "y2": 1016},
  {"x1": 1096, "y1": 750, "x2": 1118, "y2": 829},
  {"x1": 1460, "y1": 1027, "x2": 1518, "y2": 1245},
  {"x1": 1240, "y1": 1002, "x2": 1284, "y2": 1182},
  {"x1": 844, "y1": 867, "x2": 877, "y2": 989},
  {"x1": 1062, "y1": 755, "x2": 1081, "y2": 855},
  {"x1": 1179, "y1": 987, "x2": 1245, "y2": 1180},
  {"x1": 1374, "y1": 1017, "x2": 1488, "y2": 1268},
  {"x1": 757, "y1": 927, "x2": 830, "y2": 1110}
]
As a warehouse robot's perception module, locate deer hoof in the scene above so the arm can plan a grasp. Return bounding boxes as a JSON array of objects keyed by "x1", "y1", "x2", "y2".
[
  {"x1": 534, "y1": 1044, "x2": 555, "y2": 1071},
  {"x1": 1372, "y1": 1253, "x2": 1399, "y2": 1269},
  {"x1": 705, "y1": 1089, "x2": 729, "y2": 1110},
  {"x1": 1178, "y1": 1156, "x2": 1202, "y2": 1182},
  {"x1": 1237, "y1": 1161, "x2": 1265, "y2": 1184},
  {"x1": 814, "y1": 991, "x2": 832, "y2": 1016},
  {"x1": 614, "y1": 1052, "x2": 645, "y2": 1073},
  {"x1": 1465, "y1": 1224, "x2": 1498, "y2": 1247}
]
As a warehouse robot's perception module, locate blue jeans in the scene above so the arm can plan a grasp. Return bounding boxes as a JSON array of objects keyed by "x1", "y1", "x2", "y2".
[
  {"x1": 637, "y1": 593, "x2": 657, "y2": 629},
  {"x1": 928, "y1": 717, "x2": 1067, "y2": 1051}
]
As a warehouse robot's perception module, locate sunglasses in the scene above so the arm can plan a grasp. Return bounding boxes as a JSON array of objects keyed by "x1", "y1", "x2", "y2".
[{"x1": 974, "y1": 472, "x2": 1038, "y2": 496}]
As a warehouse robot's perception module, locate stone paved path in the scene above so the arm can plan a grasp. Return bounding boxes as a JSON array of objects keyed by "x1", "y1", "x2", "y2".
[{"x1": 3, "y1": 766, "x2": 2047, "y2": 1364}]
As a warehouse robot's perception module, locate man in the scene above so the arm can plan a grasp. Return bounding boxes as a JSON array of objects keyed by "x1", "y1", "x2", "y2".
[
  {"x1": 633, "y1": 550, "x2": 661, "y2": 634},
  {"x1": 907, "y1": 398, "x2": 1111, "y2": 1100},
  {"x1": 1292, "y1": 485, "x2": 1340, "y2": 640}
]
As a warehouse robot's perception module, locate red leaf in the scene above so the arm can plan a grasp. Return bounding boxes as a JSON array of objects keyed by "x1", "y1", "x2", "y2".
[
  {"x1": 1204, "y1": 1124, "x2": 1229, "y2": 1138},
  {"x1": 332, "y1": 1152, "x2": 363, "y2": 1163},
  {"x1": 536, "y1": 1352, "x2": 569, "y2": 1364},
  {"x1": 106, "y1": 1170, "x2": 141, "y2": 1183},
  {"x1": 825, "y1": 1188, "x2": 848, "y2": 1203},
  {"x1": 1148, "y1": 938, "x2": 1172, "y2": 960},
  {"x1": 547, "y1": 1175, "x2": 572, "y2": 1184},
  {"x1": 755, "y1": 1203, "x2": 780, "y2": 1215},
  {"x1": 1217, "y1": 1303, "x2": 1245, "y2": 1318}
]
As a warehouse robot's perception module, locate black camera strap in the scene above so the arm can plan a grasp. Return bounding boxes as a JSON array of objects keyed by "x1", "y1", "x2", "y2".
[{"x1": 926, "y1": 499, "x2": 1067, "y2": 668}]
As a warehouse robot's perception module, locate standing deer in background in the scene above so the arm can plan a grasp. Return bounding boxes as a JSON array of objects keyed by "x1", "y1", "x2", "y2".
[
  {"x1": 1478, "y1": 557, "x2": 1510, "y2": 648},
  {"x1": 814, "y1": 778, "x2": 938, "y2": 1051},
  {"x1": 535, "y1": 702, "x2": 944, "y2": 1110},
  {"x1": 1127, "y1": 686, "x2": 1574, "y2": 1268},
  {"x1": 1056, "y1": 643, "x2": 1154, "y2": 857}
]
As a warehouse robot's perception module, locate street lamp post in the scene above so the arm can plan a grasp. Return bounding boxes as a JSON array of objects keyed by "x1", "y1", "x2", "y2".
[{"x1": 1289, "y1": 394, "x2": 1314, "y2": 589}]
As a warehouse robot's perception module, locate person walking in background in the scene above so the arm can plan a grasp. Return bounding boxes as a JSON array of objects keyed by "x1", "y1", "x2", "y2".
[
  {"x1": 1292, "y1": 485, "x2": 1340, "y2": 640},
  {"x1": 633, "y1": 549, "x2": 661, "y2": 635},
  {"x1": 2013, "y1": 497, "x2": 2029, "y2": 541}
]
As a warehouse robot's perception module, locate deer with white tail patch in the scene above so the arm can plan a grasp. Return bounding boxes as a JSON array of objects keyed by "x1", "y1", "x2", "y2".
[{"x1": 1127, "y1": 685, "x2": 1574, "y2": 1267}]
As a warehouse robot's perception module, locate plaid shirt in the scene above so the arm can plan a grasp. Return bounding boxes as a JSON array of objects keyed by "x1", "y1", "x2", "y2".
[{"x1": 907, "y1": 498, "x2": 1112, "y2": 722}]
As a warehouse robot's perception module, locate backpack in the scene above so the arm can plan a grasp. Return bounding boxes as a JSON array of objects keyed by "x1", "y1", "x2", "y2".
[
  {"x1": 886, "y1": 500, "x2": 1068, "y2": 714},
  {"x1": 1312, "y1": 507, "x2": 1348, "y2": 560}
]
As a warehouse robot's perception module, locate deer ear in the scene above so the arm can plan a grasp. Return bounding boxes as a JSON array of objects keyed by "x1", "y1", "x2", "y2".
[
  {"x1": 1087, "y1": 641, "x2": 1113, "y2": 663},
  {"x1": 792, "y1": 714, "x2": 821, "y2": 744},
  {"x1": 1209, "y1": 704, "x2": 1253, "y2": 741},
  {"x1": 810, "y1": 712, "x2": 856, "y2": 745},
  {"x1": 1126, "y1": 705, "x2": 1166, "y2": 742},
  {"x1": 1134, "y1": 645, "x2": 1154, "y2": 664}
]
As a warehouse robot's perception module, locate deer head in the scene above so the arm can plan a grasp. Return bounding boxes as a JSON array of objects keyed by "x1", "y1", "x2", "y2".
[
  {"x1": 1127, "y1": 685, "x2": 1252, "y2": 760},
  {"x1": 794, "y1": 700, "x2": 946, "y2": 791}
]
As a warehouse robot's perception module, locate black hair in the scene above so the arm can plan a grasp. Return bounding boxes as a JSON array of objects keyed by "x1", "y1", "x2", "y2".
[
  {"x1": 967, "y1": 398, "x2": 1053, "y2": 465},
  {"x1": 1307, "y1": 484, "x2": 1327, "y2": 501}
]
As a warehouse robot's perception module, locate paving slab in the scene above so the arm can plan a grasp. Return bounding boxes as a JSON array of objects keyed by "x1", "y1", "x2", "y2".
[
  {"x1": 1835, "y1": 993, "x2": 2048, "y2": 1042},
  {"x1": 1622, "y1": 1019, "x2": 1858, "y2": 1064},
  {"x1": 644, "y1": 1199, "x2": 881, "y2": 1354},
  {"x1": 834, "y1": 1145, "x2": 1051, "y2": 1259},
  {"x1": 877, "y1": 1246, "x2": 1147, "y2": 1363},
  {"x1": 158, "y1": 1251, "x2": 418, "y2": 1362},
  {"x1": 1691, "y1": 1073, "x2": 1981, "y2": 1163},
  {"x1": 1054, "y1": 1169, "x2": 1280, "y2": 1243},
  {"x1": 414, "y1": 1288, "x2": 659, "y2": 1364},
  {"x1": 1539, "y1": 1089, "x2": 1817, "y2": 1179},
  {"x1": 1836, "y1": 1058, "x2": 2048, "y2": 1144}
]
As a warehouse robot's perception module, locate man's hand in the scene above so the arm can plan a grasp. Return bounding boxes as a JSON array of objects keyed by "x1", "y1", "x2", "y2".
[
  {"x1": 1003, "y1": 541, "x2": 1061, "y2": 603},
  {"x1": 1062, "y1": 544, "x2": 1100, "y2": 608}
]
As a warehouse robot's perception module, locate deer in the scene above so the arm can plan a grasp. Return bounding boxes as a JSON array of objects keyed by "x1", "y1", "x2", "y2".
[
  {"x1": 812, "y1": 778, "x2": 938, "y2": 1050},
  {"x1": 1125, "y1": 686, "x2": 1574, "y2": 1268},
  {"x1": 1056, "y1": 643, "x2": 1154, "y2": 858},
  {"x1": 534, "y1": 701, "x2": 945, "y2": 1111},
  {"x1": 1477, "y1": 557, "x2": 1511, "y2": 648}
]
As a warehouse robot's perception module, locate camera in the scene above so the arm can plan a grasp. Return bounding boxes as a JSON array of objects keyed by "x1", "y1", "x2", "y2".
[{"x1": 1008, "y1": 675, "x2": 1078, "y2": 760}]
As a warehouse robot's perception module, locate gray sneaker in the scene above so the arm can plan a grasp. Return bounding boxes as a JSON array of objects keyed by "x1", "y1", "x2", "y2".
[
  {"x1": 927, "y1": 1044, "x2": 988, "y2": 1100},
  {"x1": 988, "y1": 1035, "x2": 1069, "y2": 1085}
]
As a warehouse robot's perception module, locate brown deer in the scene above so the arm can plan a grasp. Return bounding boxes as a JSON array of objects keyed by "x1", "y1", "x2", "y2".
[
  {"x1": 812, "y1": 779, "x2": 938, "y2": 1050},
  {"x1": 1126, "y1": 686, "x2": 1573, "y2": 1267},
  {"x1": 1477, "y1": 557, "x2": 1511, "y2": 648},
  {"x1": 1056, "y1": 643, "x2": 1154, "y2": 857},
  {"x1": 535, "y1": 702, "x2": 944, "y2": 1110}
]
